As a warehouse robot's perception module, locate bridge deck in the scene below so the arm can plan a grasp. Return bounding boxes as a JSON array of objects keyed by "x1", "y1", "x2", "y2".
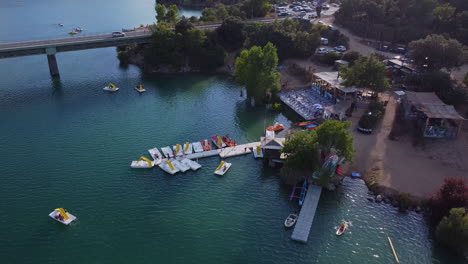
[{"x1": 291, "y1": 184, "x2": 323, "y2": 243}]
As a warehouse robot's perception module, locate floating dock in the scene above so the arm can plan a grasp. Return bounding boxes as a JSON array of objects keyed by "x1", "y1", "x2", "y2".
[
  {"x1": 291, "y1": 184, "x2": 322, "y2": 243},
  {"x1": 219, "y1": 142, "x2": 259, "y2": 158}
]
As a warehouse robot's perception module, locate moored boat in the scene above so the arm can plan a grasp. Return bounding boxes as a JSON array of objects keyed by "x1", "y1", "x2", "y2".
[
  {"x1": 103, "y1": 83, "x2": 119, "y2": 92},
  {"x1": 130, "y1": 156, "x2": 154, "y2": 168},
  {"x1": 267, "y1": 122, "x2": 285, "y2": 132},
  {"x1": 284, "y1": 213, "x2": 298, "y2": 228},
  {"x1": 201, "y1": 139, "x2": 212, "y2": 151},
  {"x1": 299, "y1": 180, "x2": 308, "y2": 206},
  {"x1": 68, "y1": 31, "x2": 78, "y2": 35},
  {"x1": 172, "y1": 144, "x2": 183, "y2": 156},
  {"x1": 211, "y1": 135, "x2": 226, "y2": 148},
  {"x1": 336, "y1": 221, "x2": 348, "y2": 236},
  {"x1": 172, "y1": 159, "x2": 189, "y2": 172},
  {"x1": 214, "y1": 160, "x2": 232, "y2": 176},
  {"x1": 192, "y1": 141, "x2": 204, "y2": 153},
  {"x1": 161, "y1": 146, "x2": 174, "y2": 158},
  {"x1": 295, "y1": 121, "x2": 315, "y2": 127},
  {"x1": 183, "y1": 142, "x2": 193, "y2": 154},
  {"x1": 135, "y1": 84, "x2": 146, "y2": 93},
  {"x1": 253, "y1": 145, "x2": 263, "y2": 158},
  {"x1": 49, "y1": 208, "x2": 76, "y2": 225},
  {"x1": 159, "y1": 160, "x2": 179, "y2": 174},
  {"x1": 222, "y1": 134, "x2": 237, "y2": 147},
  {"x1": 148, "y1": 147, "x2": 164, "y2": 165},
  {"x1": 180, "y1": 158, "x2": 201, "y2": 171}
]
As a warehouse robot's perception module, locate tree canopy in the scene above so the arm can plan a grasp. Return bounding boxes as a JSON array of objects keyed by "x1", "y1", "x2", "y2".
[
  {"x1": 234, "y1": 42, "x2": 280, "y2": 103},
  {"x1": 315, "y1": 120, "x2": 355, "y2": 162},
  {"x1": 340, "y1": 55, "x2": 390, "y2": 94},
  {"x1": 155, "y1": 3, "x2": 180, "y2": 25},
  {"x1": 435, "y1": 208, "x2": 468, "y2": 254},
  {"x1": 409, "y1": 34, "x2": 466, "y2": 70},
  {"x1": 430, "y1": 178, "x2": 468, "y2": 224}
]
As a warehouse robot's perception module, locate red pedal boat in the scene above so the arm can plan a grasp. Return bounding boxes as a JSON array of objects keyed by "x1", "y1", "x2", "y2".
[
  {"x1": 267, "y1": 122, "x2": 284, "y2": 132},
  {"x1": 201, "y1": 139, "x2": 212, "y2": 151},
  {"x1": 222, "y1": 134, "x2": 237, "y2": 147}
]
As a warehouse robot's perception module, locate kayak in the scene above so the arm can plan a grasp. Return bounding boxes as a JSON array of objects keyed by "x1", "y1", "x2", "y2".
[
  {"x1": 284, "y1": 213, "x2": 298, "y2": 228},
  {"x1": 295, "y1": 121, "x2": 315, "y2": 127},
  {"x1": 336, "y1": 221, "x2": 348, "y2": 236}
]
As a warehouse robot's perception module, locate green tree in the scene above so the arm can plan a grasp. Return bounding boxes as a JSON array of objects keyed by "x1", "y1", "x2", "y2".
[
  {"x1": 409, "y1": 34, "x2": 466, "y2": 70},
  {"x1": 318, "y1": 52, "x2": 342, "y2": 66},
  {"x1": 435, "y1": 208, "x2": 468, "y2": 254},
  {"x1": 281, "y1": 130, "x2": 321, "y2": 184},
  {"x1": 315, "y1": 120, "x2": 355, "y2": 162},
  {"x1": 241, "y1": 0, "x2": 272, "y2": 18},
  {"x1": 342, "y1": 51, "x2": 361, "y2": 65},
  {"x1": 215, "y1": 16, "x2": 247, "y2": 51},
  {"x1": 464, "y1": 72, "x2": 468, "y2": 86},
  {"x1": 155, "y1": 3, "x2": 166, "y2": 23},
  {"x1": 155, "y1": 3, "x2": 179, "y2": 25},
  {"x1": 175, "y1": 17, "x2": 194, "y2": 34},
  {"x1": 340, "y1": 55, "x2": 390, "y2": 94},
  {"x1": 433, "y1": 3, "x2": 456, "y2": 23},
  {"x1": 234, "y1": 42, "x2": 280, "y2": 104}
]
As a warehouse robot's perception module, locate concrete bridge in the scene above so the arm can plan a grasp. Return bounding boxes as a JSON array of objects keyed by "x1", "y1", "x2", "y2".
[{"x1": 0, "y1": 18, "x2": 281, "y2": 77}]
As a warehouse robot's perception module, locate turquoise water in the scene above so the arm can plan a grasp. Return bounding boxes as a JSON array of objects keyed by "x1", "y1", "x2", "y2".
[{"x1": 0, "y1": 1, "x2": 463, "y2": 263}]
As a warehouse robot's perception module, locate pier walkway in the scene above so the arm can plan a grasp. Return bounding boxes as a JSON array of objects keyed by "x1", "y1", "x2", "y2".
[
  {"x1": 184, "y1": 142, "x2": 260, "y2": 160},
  {"x1": 291, "y1": 184, "x2": 323, "y2": 243}
]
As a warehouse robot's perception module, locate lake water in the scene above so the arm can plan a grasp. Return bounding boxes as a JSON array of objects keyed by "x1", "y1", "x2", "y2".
[{"x1": 0, "y1": 0, "x2": 463, "y2": 263}]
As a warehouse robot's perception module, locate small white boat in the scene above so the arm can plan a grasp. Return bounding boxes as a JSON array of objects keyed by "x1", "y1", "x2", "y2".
[
  {"x1": 336, "y1": 221, "x2": 348, "y2": 236},
  {"x1": 183, "y1": 142, "x2": 193, "y2": 154},
  {"x1": 180, "y1": 158, "x2": 201, "y2": 171},
  {"x1": 252, "y1": 145, "x2": 263, "y2": 158},
  {"x1": 172, "y1": 144, "x2": 184, "y2": 156},
  {"x1": 49, "y1": 208, "x2": 76, "y2": 225},
  {"x1": 103, "y1": 83, "x2": 119, "y2": 92},
  {"x1": 214, "y1": 160, "x2": 232, "y2": 176},
  {"x1": 172, "y1": 159, "x2": 190, "y2": 172},
  {"x1": 130, "y1": 156, "x2": 154, "y2": 169},
  {"x1": 148, "y1": 147, "x2": 164, "y2": 165},
  {"x1": 135, "y1": 84, "x2": 146, "y2": 93},
  {"x1": 211, "y1": 135, "x2": 226, "y2": 148},
  {"x1": 161, "y1": 146, "x2": 174, "y2": 158},
  {"x1": 58, "y1": 23, "x2": 64, "y2": 27},
  {"x1": 192, "y1": 141, "x2": 204, "y2": 153},
  {"x1": 159, "y1": 160, "x2": 179, "y2": 175},
  {"x1": 284, "y1": 213, "x2": 298, "y2": 228}
]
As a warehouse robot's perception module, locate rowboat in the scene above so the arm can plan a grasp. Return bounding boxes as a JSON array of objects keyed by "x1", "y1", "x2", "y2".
[
  {"x1": 49, "y1": 208, "x2": 76, "y2": 225},
  {"x1": 201, "y1": 140, "x2": 212, "y2": 151},
  {"x1": 214, "y1": 160, "x2": 232, "y2": 176},
  {"x1": 267, "y1": 122, "x2": 284, "y2": 132},
  {"x1": 130, "y1": 156, "x2": 154, "y2": 168},
  {"x1": 211, "y1": 135, "x2": 226, "y2": 148}
]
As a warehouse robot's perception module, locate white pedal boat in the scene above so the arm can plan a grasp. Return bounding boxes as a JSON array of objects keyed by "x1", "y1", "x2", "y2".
[
  {"x1": 211, "y1": 135, "x2": 226, "y2": 148},
  {"x1": 135, "y1": 84, "x2": 146, "y2": 93},
  {"x1": 103, "y1": 83, "x2": 119, "y2": 92},
  {"x1": 159, "y1": 160, "x2": 179, "y2": 175},
  {"x1": 148, "y1": 147, "x2": 164, "y2": 165},
  {"x1": 161, "y1": 146, "x2": 174, "y2": 158},
  {"x1": 130, "y1": 156, "x2": 154, "y2": 168},
  {"x1": 284, "y1": 213, "x2": 298, "y2": 228},
  {"x1": 214, "y1": 160, "x2": 232, "y2": 176},
  {"x1": 172, "y1": 144, "x2": 184, "y2": 156},
  {"x1": 180, "y1": 158, "x2": 201, "y2": 171},
  {"x1": 192, "y1": 141, "x2": 204, "y2": 153},
  {"x1": 183, "y1": 142, "x2": 193, "y2": 154},
  {"x1": 172, "y1": 159, "x2": 190, "y2": 172},
  {"x1": 49, "y1": 208, "x2": 76, "y2": 225},
  {"x1": 253, "y1": 145, "x2": 264, "y2": 158}
]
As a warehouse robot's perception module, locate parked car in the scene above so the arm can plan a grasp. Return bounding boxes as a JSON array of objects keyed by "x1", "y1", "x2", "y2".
[
  {"x1": 328, "y1": 25, "x2": 336, "y2": 30},
  {"x1": 308, "y1": 13, "x2": 318, "y2": 19},
  {"x1": 318, "y1": 20, "x2": 325, "y2": 25},
  {"x1": 334, "y1": 46, "x2": 347, "y2": 52},
  {"x1": 299, "y1": 11, "x2": 307, "y2": 16},
  {"x1": 320, "y1": 37, "x2": 329, "y2": 45},
  {"x1": 317, "y1": 47, "x2": 329, "y2": 54},
  {"x1": 112, "y1": 32, "x2": 125, "y2": 37}
]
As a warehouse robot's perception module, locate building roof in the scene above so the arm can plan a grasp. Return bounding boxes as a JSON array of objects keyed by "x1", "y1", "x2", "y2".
[
  {"x1": 260, "y1": 137, "x2": 285, "y2": 150},
  {"x1": 314, "y1": 71, "x2": 358, "y2": 93},
  {"x1": 406, "y1": 91, "x2": 465, "y2": 120}
]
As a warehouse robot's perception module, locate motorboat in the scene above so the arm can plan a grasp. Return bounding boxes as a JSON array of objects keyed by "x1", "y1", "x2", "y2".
[
  {"x1": 201, "y1": 139, "x2": 212, "y2": 151},
  {"x1": 159, "y1": 160, "x2": 179, "y2": 175},
  {"x1": 284, "y1": 213, "x2": 298, "y2": 228},
  {"x1": 172, "y1": 159, "x2": 189, "y2": 172},
  {"x1": 180, "y1": 158, "x2": 201, "y2": 171},
  {"x1": 148, "y1": 147, "x2": 164, "y2": 165},
  {"x1": 172, "y1": 144, "x2": 183, "y2": 156},
  {"x1": 211, "y1": 135, "x2": 226, "y2": 148},
  {"x1": 103, "y1": 83, "x2": 119, "y2": 92},
  {"x1": 214, "y1": 160, "x2": 232, "y2": 176},
  {"x1": 68, "y1": 31, "x2": 78, "y2": 35},
  {"x1": 253, "y1": 145, "x2": 264, "y2": 158},
  {"x1": 49, "y1": 208, "x2": 76, "y2": 225},
  {"x1": 58, "y1": 23, "x2": 64, "y2": 27},
  {"x1": 222, "y1": 134, "x2": 237, "y2": 147},
  {"x1": 192, "y1": 141, "x2": 204, "y2": 153},
  {"x1": 161, "y1": 147, "x2": 174, "y2": 158},
  {"x1": 74, "y1": 27, "x2": 83, "y2": 32},
  {"x1": 135, "y1": 84, "x2": 146, "y2": 93},
  {"x1": 183, "y1": 142, "x2": 193, "y2": 154},
  {"x1": 267, "y1": 122, "x2": 285, "y2": 132},
  {"x1": 336, "y1": 221, "x2": 348, "y2": 236},
  {"x1": 130, "y1": 156, "x2": 154, "y2": 168}
]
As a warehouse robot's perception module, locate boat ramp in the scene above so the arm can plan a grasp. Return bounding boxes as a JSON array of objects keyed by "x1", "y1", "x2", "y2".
[{"x1": 291, "y1": 184, "x2": 323, "y2": 243}]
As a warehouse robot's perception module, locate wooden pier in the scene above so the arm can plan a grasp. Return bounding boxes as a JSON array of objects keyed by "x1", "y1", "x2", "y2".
[
  {"x1": 291, "y1": 184, "x2": 322, "y2": 243},
  {"x1": 182, "y1": 142, "x2": 260, "y2": 160}
]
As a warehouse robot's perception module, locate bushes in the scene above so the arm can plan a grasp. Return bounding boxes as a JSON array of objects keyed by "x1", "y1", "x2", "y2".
[
  {"x1": 318, "y1": 52, "x2": 342, "y2": 66},
  {"x1": 430, "y1": 178, "x2": 468, "y2": 224},
  {"x1": 435, "y1": 208, "x2": 468, "y2": 254},
  {"x1": 358, "y1": 101, "x2": 386, "y2": 129},
  {"x1": 342, "y1": 51, "x2": 361, "y2": 65}
]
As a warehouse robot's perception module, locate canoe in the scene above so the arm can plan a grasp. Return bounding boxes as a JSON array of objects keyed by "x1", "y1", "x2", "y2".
[
  {"x1": 284, "y1": 213, "x2": 298, "y2": 228},
  {"x1": 214, "y1": 160, "x2": 232, "y2": 176}
]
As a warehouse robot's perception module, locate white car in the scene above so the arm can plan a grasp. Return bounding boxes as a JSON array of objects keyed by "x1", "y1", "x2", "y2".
[
  {"x1": 317, "y1": 48, "x2": 329, "y2": 54},
  {"x1": 318, "y1": 20, "x2": 325, "y2": 25},
  {"x1": 334, "y1": 46, "x2": 347, "y2": 52},
  {"x1": 112, "y1": 32, "x2": 125, "y2": 37}
]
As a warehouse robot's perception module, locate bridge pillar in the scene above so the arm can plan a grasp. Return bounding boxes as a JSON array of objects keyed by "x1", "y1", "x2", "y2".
[{"x1": 46, "y1": 47, "x2": 59, "y2": 77}]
